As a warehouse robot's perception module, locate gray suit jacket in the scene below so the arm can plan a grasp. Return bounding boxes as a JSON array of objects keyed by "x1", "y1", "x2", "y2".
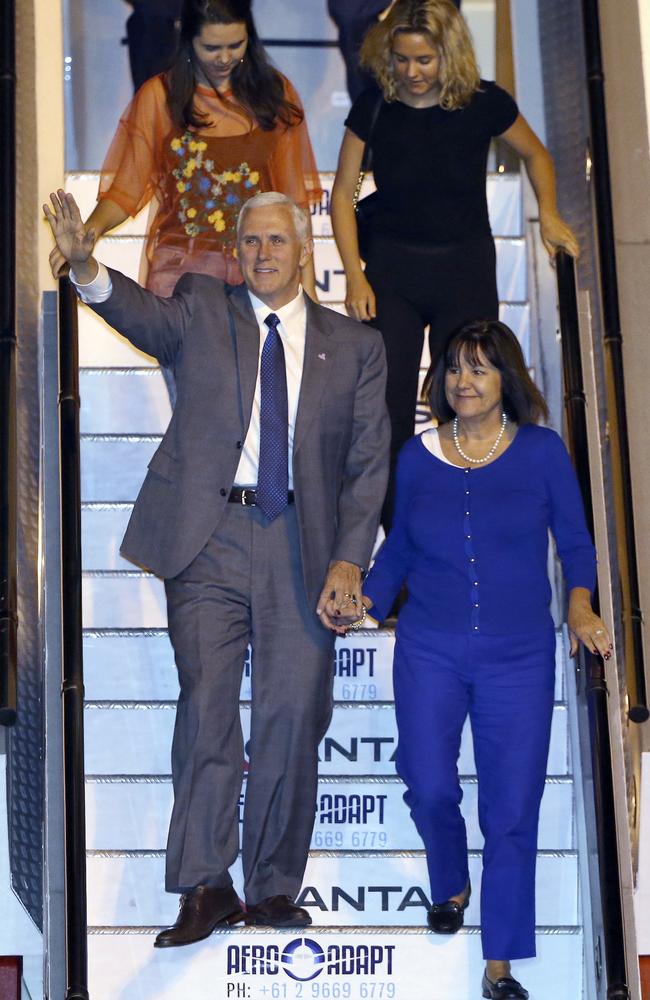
[{"x1": 91, "y1": 269, "x2": 390, "y2": 608}]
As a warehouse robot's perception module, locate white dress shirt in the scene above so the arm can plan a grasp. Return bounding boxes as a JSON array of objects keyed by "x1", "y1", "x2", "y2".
[{"x1": 71, "y1": 264, "x2": 306, "y2": 488}]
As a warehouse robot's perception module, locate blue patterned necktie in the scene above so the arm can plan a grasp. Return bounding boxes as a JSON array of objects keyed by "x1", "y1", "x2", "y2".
[{"x1": 257, "y1": 312, "x2": 289, "y2": 521}]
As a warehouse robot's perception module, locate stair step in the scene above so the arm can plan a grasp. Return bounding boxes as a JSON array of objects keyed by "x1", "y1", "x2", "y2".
[
  {"x1": 79, "y1": 308, "x2": 159, "y2": 368},
  {"x1": 66, "y1": 170, "x2": 523, "y2": 240},
  {"x1": 78, "y1": 300, "x2": 530, "y2": 369},
  {"x1": 81, "y1": 435, "x2": 158, "y2": 503},
  {"x1": 82, "y1": 628, "x2": 565, "y2": 704},
  {"x1": 86, "y1": 927, "x2": 581, "y2": 1000},
  {"x1": 79, "y1": 232, "x2": 528, "y2": 305},
  {"x1": 83, "y1": 703, "x2": 570, "y2": 778},
  {"x1": 77, "y1": 305, "x2": 531, "y2": 435},
  {"x1": 85, "y1": 775, "x2": 574, "y2": 852},
  {"x1": 86, "y1": 851, "x2": 577, "y2": 929},
  {"x1": 80, "y1": 369, "x2": 172, "y2": 435}
]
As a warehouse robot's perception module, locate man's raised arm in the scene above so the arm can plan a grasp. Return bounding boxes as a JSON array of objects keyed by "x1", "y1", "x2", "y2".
[{"x1": 43, "y1": 189, "x2": 185, "y2": 365}]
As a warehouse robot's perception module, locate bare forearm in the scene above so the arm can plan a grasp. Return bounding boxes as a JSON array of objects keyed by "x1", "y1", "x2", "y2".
[
  {"x1": 86, "y1": 197, "x2": 130, "y2": 238},
  {"x1": 522, "y1": 146, "x2": 560, "y2": 218},
  {"x1": 331, "y1": 189, "x2": 364, "y2": 278}
]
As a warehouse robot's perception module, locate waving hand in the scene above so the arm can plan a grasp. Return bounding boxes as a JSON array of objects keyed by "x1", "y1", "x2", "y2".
[{"x1": 43, "y1": 189, "x2": 97, "y2": 276}]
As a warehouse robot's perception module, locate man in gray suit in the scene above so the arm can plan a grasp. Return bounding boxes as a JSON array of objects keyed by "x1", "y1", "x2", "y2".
[{"x1": 45, "y1": 189, "x2": 389, "y2": 946}]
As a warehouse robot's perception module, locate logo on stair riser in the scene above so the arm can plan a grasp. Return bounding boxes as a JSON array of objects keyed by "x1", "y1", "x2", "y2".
[
  {"x1": 243, "y1": 736, "x2": 397, "y2": 766},
  {"x1": 238, "y1": 791, "x2": 388, "y2": 826},
  {"x1": 226, "y1": 937, "x2": 395, "y2": 980},
  {"x1": 242, "y1": 645, "x2": 382, "y2": 679}
]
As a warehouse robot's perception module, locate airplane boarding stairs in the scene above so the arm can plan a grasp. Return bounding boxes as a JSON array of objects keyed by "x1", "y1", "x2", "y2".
[{"x1": 68, "y1": 170, "x2": 589, "y2": 999}]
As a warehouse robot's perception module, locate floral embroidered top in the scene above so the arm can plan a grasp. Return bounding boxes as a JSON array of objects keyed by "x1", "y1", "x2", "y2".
[{"x1": 97, "y1": 74, "x2": 322, "y2": 263}]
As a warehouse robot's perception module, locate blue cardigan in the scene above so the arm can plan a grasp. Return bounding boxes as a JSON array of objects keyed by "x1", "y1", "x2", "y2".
[{"x1": 364, "y1": 424, "x2": 597, "y2": 635}]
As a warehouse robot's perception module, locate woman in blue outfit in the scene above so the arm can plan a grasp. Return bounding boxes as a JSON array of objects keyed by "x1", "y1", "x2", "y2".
[{"x1": 356, "y1": 319, "x2": 612, "y2": 1000}]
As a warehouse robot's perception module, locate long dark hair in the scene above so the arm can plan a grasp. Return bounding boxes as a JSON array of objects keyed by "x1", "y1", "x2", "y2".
[
  {"x1": 165, "y1": 0, "x2": 303, "y2": 131},
  {"x1": 423, "y1": 319, "x2": 549, "y2": 424}
]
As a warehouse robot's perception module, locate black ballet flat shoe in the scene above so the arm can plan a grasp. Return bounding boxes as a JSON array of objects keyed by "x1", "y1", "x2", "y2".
[
  {"x1": 481, "y1": 969, "x2": 529, "y2": 999},
  {"x1": 426, "y1": 881, "x2": 471, "y2": 934}
]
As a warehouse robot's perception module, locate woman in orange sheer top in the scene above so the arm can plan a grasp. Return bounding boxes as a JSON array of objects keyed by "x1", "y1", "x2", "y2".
[{"x1": 51, "y1": 0, "x2": 322, "y2": 302}]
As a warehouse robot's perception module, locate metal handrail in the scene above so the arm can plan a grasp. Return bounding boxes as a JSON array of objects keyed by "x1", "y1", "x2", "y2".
[
  {"x1": 58, "y1": 277, "x2": 89, "y2": 1000},
  {"x1": 557, "y1": 250, "x2": 630, "y2": 1000},
  {"x1": 0, "y1": 0, "x2": 17, "y2": 727},
  {"x1": 581, "y1": 0, "x2": 648, "y2": 724}
]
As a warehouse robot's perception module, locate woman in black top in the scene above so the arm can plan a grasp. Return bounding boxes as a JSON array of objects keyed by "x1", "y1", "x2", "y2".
[{"x1": 331, "y1": 0, "x2": 578, "y2": 529}]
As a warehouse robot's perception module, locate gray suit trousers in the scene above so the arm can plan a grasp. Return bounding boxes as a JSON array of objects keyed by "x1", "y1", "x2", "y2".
[{"x1": 163, "y1": 502, "x2": 335, "y2": 902}]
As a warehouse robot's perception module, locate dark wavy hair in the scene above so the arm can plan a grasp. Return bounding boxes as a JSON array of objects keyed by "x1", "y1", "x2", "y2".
[
  {"x1": 165, "y1": 0, "x2": 303, "y2": 131},
  {"x1": 423, "y1": 319, "x2": 549, "y2": 424}
]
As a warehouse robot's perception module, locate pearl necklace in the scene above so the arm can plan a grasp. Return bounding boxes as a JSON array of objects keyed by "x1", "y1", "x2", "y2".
[{"x1": 452, "y1": 411, "x2": 508, "y2": 465}]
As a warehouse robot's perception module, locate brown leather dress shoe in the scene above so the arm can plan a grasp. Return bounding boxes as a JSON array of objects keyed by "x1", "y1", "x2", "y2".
[
  {"x1": 154, "y1": 885, "x2": 245, "y2": 948},
  {"x1": 245, "y1": 894, "x2": 312, "y2": 928}
]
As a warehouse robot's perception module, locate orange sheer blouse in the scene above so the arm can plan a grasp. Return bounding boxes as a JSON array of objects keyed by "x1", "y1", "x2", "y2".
[{"x1": 98, "y1": 74, "x2": 322, "y2": 262}]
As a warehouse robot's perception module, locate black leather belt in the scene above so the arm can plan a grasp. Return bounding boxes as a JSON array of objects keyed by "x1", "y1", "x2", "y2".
[{"x1": 229, "y1": 487, "x2": 295, "y2": 507}]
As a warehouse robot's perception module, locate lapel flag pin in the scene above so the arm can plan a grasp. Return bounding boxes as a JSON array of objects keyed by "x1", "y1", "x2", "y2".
[{"x1": 318, "y1": 352, "x2": 327, "y2": 360}]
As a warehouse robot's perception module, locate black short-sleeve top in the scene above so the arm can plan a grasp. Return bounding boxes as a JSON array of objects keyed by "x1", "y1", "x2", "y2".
[{"x1": 344, "y1": 80, "x2": 518, "y2": 244}]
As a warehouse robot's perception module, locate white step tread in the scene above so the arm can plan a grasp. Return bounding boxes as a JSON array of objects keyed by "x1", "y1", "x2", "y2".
[
  {"x1": 67, "y1": 170, "x2": 523, "y2": 240},
  {"x1": 85, "y1": 775, "x2": 574, "y2": 853},
  {"x1": 76, "y1": 308, "x2": 529, "y2": 434},
  {"x1": 83, "y1": 703, "x2": 570, "y2": 778},
  {"x1": 81, "y1": 629, "x2": 565, "y2": 704},
  {"x1": 78, "y1": 301, "x2": 529, "y2": 369},
  {"x1": 86, "y1": 852, "x2": 578, "y2": 928},
  {"x1": 77, "y1": 231, "x2": 528, "y2": 306},
  {"x1": 86, "y1": 928, "x2": 581, "y2": 1000}
]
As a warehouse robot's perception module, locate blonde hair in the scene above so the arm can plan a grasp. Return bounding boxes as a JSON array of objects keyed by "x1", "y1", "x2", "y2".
[{"x1": 360, "y1": 0, "x2": 480, "y2": 110}]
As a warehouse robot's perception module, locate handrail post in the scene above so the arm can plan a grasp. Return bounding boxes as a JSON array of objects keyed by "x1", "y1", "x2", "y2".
[
  {"x1": 581, "y1": 0, "x2": 648, "y2": 724},
  {"x1": 0, "y1": 0, "x2": 18, "y2": 727},
  {"x1": 58, "y1": 276, "x2": 89, "y2": 1000},
  {"x1": 556, "y1": 249, "x2": 631, "y2": 999}
]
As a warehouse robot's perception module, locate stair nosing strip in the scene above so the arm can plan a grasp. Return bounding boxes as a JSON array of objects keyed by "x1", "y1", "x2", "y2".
[
  {"x1": 81, "y1": 367, "x2": 162, "y2": 374},
  {"x1": 83, "y1": 570, "x2": 153, "y2": 578},
  {"x1": 83, "y1": 772, "x2": 573, "y2": 785},
  {"x1": 78, "y1": 298, "x2": 530, "y2": 312},
  {"x1": 81, "y1": 433, "x2": 163, "y2": 442},
  {"x1": 86, "y1": 848, "x2": 578, "y2": 860},
  {"x1": 95, "y1": 233, "x2": 526, "y2": 247},
  {"x1": 82, "y1": 501, "x2": 135, "y2": 509},
  {"x1": 82, "y1": 626, "x2": 390, "y2": 636},
  {"x1": 86, "y1": 925, "x2": 582, "y2": 936},
  {"x1": 70, "y1": 169, "x2": 521, "y2": 181},
  {"x1": 84, "y1": 700, "x2": 392, "y2": 709},
  {"x1": 84, "y1": 699, "x2": 566, "y2": 710}
]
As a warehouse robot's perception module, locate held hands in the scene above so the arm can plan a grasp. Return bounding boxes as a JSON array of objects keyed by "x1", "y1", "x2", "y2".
[
  {"x1": 43, "y1": 190, "x2": 97, "y2": 278},
  {"x1": 567, "y1": 588, "x2": 612, "y2": 660},
  {"x1": 540, "y1": 211, "x2": 580, "y2": 259},
  {"x1": 317, "y1": 560, "x2": 365, "y2": 635},
  {"x1": 345, "y1": 272, "x2": 377, "y2": 323}
]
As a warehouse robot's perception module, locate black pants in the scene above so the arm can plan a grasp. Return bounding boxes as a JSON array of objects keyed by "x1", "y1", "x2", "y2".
[
  {"x1": 365, "y1": 233, "x2": 499, "y2": 529},
  {"x1": 125, "y1": 0, "x2": 181, "y2": 92}
]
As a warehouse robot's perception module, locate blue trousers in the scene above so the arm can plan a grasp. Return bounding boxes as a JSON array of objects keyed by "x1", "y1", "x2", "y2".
[{"x1": 393, "y1": 626, "x2": 556, "y2": 959}]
